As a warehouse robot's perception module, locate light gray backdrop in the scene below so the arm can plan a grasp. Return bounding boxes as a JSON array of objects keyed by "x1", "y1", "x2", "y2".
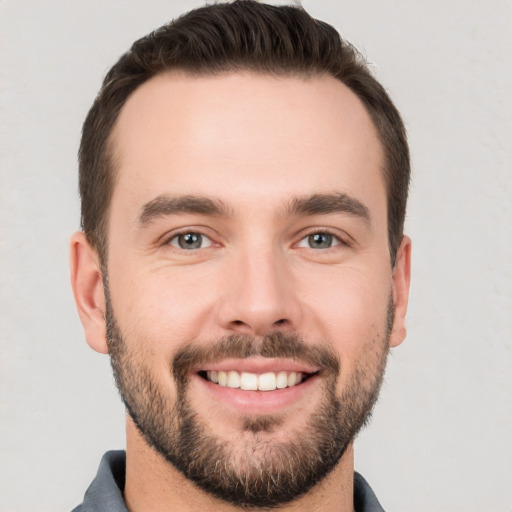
[{"x1": 1, "y1": 1, "x2": 511, "y2": 511}]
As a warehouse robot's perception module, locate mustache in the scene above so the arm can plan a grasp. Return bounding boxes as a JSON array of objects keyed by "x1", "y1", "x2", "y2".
[{"x1": 172, "y1": 331, "x2": 340, "y2": 383}]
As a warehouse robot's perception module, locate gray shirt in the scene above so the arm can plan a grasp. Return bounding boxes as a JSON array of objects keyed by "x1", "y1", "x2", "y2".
[{"x1": 72, "y1": 451, "x2": 385, "y2": 511}]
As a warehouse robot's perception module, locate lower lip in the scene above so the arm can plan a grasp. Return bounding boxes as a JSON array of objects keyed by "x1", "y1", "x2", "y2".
[{"x1": 193, "y1": 373, "x2": 320, "y2": 414}]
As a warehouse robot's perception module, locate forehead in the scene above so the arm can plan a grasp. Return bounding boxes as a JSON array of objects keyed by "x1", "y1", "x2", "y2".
[{"x1": 109, "y1": 71, "x2": 386, "y2": 222}]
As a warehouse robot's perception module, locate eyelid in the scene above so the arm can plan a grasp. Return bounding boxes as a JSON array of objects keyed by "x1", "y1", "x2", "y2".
[
  {"x1": 168, "y1": 232, "x2": 213, "y2": 249},
  {"x1": 295, "y1": 228, "x2": 351, "y2": 249},
  {"x1": 160, "y1": 227, "x2": 220, "y2": 249}
]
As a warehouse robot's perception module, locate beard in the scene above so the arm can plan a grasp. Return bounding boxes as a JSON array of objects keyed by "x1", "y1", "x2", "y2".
[{"x1": 105, "y1": 287, "x2": 393, "y2": 509}]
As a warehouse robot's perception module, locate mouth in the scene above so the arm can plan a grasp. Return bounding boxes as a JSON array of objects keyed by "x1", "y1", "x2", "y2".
[
  {"x1": 199, "y1": 369, "x2": 314, "y2": 391},
  {"x1": 191, "y1": 359, "x2": 321, "y2": 414}
]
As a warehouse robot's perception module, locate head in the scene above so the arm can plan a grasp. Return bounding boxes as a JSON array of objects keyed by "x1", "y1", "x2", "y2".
[{"x1": 71, "y1": 1, "x2": 411, "y2": 509}]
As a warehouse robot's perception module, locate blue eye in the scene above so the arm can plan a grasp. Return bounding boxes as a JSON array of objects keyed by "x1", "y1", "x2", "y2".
[
  {"x1": 169, "y1": 232, "x2": 213, "y2": 250},
  {"x1": 298, "y1": 232, "x2": 341, "y2": 249}
]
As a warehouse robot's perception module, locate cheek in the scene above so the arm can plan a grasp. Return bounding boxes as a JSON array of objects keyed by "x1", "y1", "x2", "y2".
[
  {"x1": 298, "y1": 264, "x2": 391, "y2": 360},
  {"x1": 109, "y1": 263, "x2": 218, "y2": 350}
]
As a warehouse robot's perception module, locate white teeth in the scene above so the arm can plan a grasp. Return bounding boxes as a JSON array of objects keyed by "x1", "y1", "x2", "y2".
[
  {"x1": 287, "y1": 372, "x2": 297, "y2": 387},
  {"x1": 240, "y1": 372, "x2": 258, "y2": 390},
  {"x1": 227, "y1": 370, "x2": 240, "y2": 388},
  {"x1": 258, "y1": 372, "x2": 277, "y2": 391},
  {"x1": 218, "y1": 371, "x2": 227, "y2": 386},
  {"x1": 276, "y1": 371, "x2": 288, "y2": 389},
  {"x1": 206, "y1": 370, "x2": 305, "y2": 391}
]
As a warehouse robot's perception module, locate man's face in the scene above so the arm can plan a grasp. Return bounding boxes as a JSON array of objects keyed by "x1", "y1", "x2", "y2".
[{"x1": 95, "y1": 72, "x2": 409, "y2": 506}]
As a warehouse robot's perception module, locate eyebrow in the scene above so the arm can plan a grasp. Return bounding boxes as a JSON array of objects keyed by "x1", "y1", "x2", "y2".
[
  {"x1": 287, "y1": 193, "x2": 371, "y2": 226},
  {"x1": 137, "y1": 192, "x2": 371, "y2": 227},
  {"x1": 137, "y1": 194, "x2": 231, "y2": 226}
]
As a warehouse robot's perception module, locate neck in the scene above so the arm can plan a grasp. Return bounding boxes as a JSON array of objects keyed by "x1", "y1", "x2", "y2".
[{"x1": 124, "y1": 417, "x2": 355, "y2": 512}]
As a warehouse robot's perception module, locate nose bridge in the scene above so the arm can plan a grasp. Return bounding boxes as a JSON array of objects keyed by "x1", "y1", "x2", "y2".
[{"x1": 217, "y1": 239, "x2": 299, "y2": 335}]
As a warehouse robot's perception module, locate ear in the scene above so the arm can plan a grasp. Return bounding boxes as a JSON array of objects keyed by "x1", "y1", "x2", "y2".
[
  {"x1": 389, "y1": 236, "x2": 412, "y2": 348},
  {"x1": 69, "y1": 231, "x2": 108, "y2": 354}
]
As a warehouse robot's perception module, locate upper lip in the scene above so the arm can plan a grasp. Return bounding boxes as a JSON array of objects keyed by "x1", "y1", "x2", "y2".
[{"x1": 195, "y1": 357, "x2": 319, "y2": 375}]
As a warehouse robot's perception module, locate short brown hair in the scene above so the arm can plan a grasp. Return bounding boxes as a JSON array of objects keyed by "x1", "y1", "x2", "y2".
[{"x1": 79, "y1": 0, "x2": 410, "y2": 264}]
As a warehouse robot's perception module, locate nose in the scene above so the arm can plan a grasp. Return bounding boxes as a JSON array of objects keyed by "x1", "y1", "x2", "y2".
[{"x1": 216, "y1": 246, "x2": 302, "y2": 336}]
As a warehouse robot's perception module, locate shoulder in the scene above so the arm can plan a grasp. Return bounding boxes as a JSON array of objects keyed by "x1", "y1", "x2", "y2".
[
  {"x1": 70, "y1": 451, "x2": 127, "y2": 512},
  {"x1": 354, "y1": 472, "x2": 386, "y2": 512}
]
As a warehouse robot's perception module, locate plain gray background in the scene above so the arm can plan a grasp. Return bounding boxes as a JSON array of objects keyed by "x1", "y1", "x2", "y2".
[{"x1": 1, "y1": 1, "x2": 511, "y2": 511}]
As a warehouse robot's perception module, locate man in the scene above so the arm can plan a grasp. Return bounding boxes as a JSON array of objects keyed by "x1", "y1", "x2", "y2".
[{"x1": 70, "y1": 1, "x2": 411, "y2": 511}]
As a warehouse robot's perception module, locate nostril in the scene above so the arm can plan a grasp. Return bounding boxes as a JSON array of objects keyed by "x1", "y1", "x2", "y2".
[{"x1": 226, "y1": 318, "x2": 291, "y2": 335}]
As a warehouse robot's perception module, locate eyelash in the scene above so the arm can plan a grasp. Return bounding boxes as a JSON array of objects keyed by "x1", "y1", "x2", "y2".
[
  {"x1": 163, "y1": 228, "x2": 349, "y2": 252},
  {"x1": 165, "y1": 231, "x2": 215, "y2": 250},
  {"x1": 296, "y1": 229, "x2": 349, "y2": 251}
]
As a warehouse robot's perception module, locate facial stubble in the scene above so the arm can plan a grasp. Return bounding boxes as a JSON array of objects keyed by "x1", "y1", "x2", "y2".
[{"x1": 105, "y1": 286, "x2": 393, "y2": 508}]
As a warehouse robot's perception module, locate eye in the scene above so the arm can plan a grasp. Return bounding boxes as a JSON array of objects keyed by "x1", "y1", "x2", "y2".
[
  {"x1": 168, "y1": 232, "x2": 213, "y2": 250},
  {"x1": 297, "y1": 232, "x2": 341, "y2": 249}
]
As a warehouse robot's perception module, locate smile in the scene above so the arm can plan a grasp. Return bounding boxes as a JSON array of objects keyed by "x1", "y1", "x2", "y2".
[
  {"x1": 202, "y1": 370, "x2": 309, "y2": 391},
  {"x1": 193, "y1": 358, "x2": 321, "y2": 413}
]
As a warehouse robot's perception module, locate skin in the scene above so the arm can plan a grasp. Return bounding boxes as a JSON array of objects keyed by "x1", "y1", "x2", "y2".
[{"x1": 70, "y1": 72, "x2": 411, "y2": 512}]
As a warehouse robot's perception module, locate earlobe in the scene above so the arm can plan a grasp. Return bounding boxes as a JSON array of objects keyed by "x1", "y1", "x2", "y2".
[
  {"x1": 69, "y1": 231, "x2": 108, "y2": 354},
  {"x1": 389, "y1": 236, "x2": 412, "y2": 348}
]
